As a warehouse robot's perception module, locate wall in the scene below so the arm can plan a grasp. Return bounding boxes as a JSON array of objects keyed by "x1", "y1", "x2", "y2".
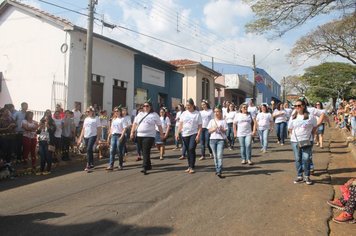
[{"x1": 0, "y1": 7, "x2": 69, "y2": 111}]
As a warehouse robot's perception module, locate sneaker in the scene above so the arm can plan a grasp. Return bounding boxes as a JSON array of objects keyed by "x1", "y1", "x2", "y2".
[
  {"x1": 209, "y1": 154, "x2": 213, "y2": 159},
  {"x1": 228, "y1": 147, "x2": 233, "y2": 151},
  {"x1": 160, "y1": 156, "x2": 164, "y2": 160},
  {"x1": 84, "y1": 167, "x2": 90, "y2": 171},
  {"x1": 280, "y1": 143, "x2": 284, "y2": 146},
  {"x1": 294, "y1": 176, "x2": 304, "y2": 184},
  {"x1": 199, "y1": 156, "x2": 206, "y2": 161},
  {"x1": 106, "y1": 166, "x2": 114, "y2": 171},
  {"x1": 332, "y1": 211, "x2": 354, "y2": 224},
  {"x1": 262, "y1": 149, "x2": 267, "y2": 153},
  {"x1": 327, "y1": 199, "x2": 345, "y2": 210},
  {"x1": 277, "y1": 141, "x2": 280, "y2": 144},
  {"x1": 310, "y1": 169, "x2": 315, "y2": 175},
  {"x1": 185, "y1": 168, "x2": 191, "y2": 173},
  {"x1": 35, "y1": 172, "x2": 43, "y2": 176},
  {"x1": 241, "y1": 160, "x2": 247, "y2": 164},
  {"x1": 136, "y1": 156, "x2": 142, "y2": 161},
  {"x1": 42, "y1": 171, "x2": 51, "y2": 175},
  {"x1": 118, "y1": 165, "x2": 123, "y2": 170},
  {"x1": 247, "y1": 160, "x2": 254, "y2": 165},
  {"x1": 178, "y1": 156, "x2": 186, "y2": 160},
  {"x1": 140, "y1": 169, "x2": 147, "y2": 175},
  {"x1": 304, "y1": 176, "x2": 313, "y2": 185},
  {"x1": 172, "y1": 147, "x2": 178, "y2": 150},
  {"x1": 188, "y1": 169, "x2": 195, "y2": 174}
]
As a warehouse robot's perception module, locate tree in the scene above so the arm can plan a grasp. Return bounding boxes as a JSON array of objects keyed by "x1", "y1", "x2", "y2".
[
  {"x1": 284, "y1": 75, "x2": 309, "y2": 96},
  {"x1": 289, "y1": 14, "x2": 356, "y2": 64},
  {"x1": 301, "y1": 62, "x2": 356, "y2": 105}
]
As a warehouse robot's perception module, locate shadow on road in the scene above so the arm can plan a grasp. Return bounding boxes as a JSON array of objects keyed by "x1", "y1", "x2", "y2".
[
  {"x1": 258, "y1": 159, "x2": 294, "y2": 164},
  {"x1": 0, "y1": 211, "x2": 172, "y2": 236},
  {"x1": 224, "y1": 169, "x2": 283, "y2": 178}
]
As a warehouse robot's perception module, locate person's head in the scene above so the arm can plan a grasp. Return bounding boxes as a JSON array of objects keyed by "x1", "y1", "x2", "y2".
[
  {"x1": 315, "y1": 101, "x2": 323, "y2": 109},
  {"x1": 186, "y1": 98, "x2": 196, "y2": 112},
  {"x1": 276, "y1": 102, "x2": 283, "y2": 110},
  {"x1": 214, "y1": 104, "x2": 223, "y2": 119},
  {"x1": 122, "y1": 107, "x2": 128, "y2": 116},
  {"x1": 239, "y1": 103, "x2": 248, "y2": 113},
  {"x1": 0, "y1": 108, "x2": 10, "y2": 118},
  {"x1": 159, "y1": 107, "x2": 167, "y2": 118},
  {"x1": 64, "y1": 110, "x2": 71, "y2": 118},
  {"x1": 201, "y1": 100, "x2": 210, "y2": 110},
  {"x1": 143, "y1": 99, "x2": 153, "y2": 113},
  {"x1": 21, "y1": 102, "x2": 28, "y2": 112},
  {"x1": 283, "y1": 102, "x2": 289, "y2": 109},
  {"x1": 249, "y1": 99, "x2": 255, "y2": 106},
  {"x1": 100, "y1": 110, "x2": 107, "y2": 116},
  {"x1": 44, "y1": 109, "x2": 52, "y2": 118},
  {"x1": 292, "y1": 99, "x2": 309, "y2": 119},
  {"x1": 86, "y1": 106, "x2": 96, "y2": 117},
  {"x1": 299, "y1": 97, "x2": 309, "y2": 106},
  {"x1": 53, "y1": 110, "x2": 61, "y2": 119},
  {"x1": 112, "y1": 106, "x2": 122, "y2": 118},
  {"x1": 260, "y1": 104, "x2": 268, "y2": 113},
  {"x1": 74, "y1": 102, "x2": 81, "y2": 111},
  {"x1": 178, "y1": 103, "x2": 185, "y2": 111},
  {"x1": 227, "y1": 103, "x2": 235, "y2": 112},
  {"x1": 4, "y1": 104, "x2": 14, "y2": 112},
  {"x1": 349, "y1": 99, "x2": 354, "y2": 106},
  {"x1": 25, "y1": 111, "x2": 33, "y2": 121}
]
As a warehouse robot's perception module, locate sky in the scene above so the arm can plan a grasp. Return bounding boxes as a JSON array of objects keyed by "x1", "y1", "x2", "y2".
[{"x1": 13, "y1": 0, "x2": 350, "y2": 83}]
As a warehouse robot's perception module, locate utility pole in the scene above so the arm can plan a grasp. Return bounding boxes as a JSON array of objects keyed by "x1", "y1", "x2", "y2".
[
  {"x1": 283, "y1": 76, "x2": 286, "y2": 103},
  {"x1": 84, "y1": 0, "x2": 97, "y2": 110},
  {"x1": 252, "y1": 54, "x2": 256, "y2": 101}
]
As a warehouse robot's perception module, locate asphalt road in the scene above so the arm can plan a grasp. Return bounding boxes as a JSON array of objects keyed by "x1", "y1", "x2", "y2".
[{"x1": 0, "y1": 134, "x2": 336, "y2": 236}]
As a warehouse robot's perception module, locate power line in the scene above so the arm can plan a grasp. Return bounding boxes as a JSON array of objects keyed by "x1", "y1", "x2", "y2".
[{"x1": 36, "y1": 0, "x2": 88, "y2": 17}]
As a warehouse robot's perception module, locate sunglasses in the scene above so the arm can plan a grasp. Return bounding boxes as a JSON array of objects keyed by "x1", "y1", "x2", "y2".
[
  {"x1": 242, "y1": 106, "x2": 247, "y2": 109},
  {"x1": 294, "y1": 104, "x2": 302, "y2": 108},
  {"x1": 143, "y1": 105, "x2": 150, "y2": 107},
  {"x1": 316, "y1": 103, "x2": 321, "y2": 105},
  {"x1": 114, "y1": 110, "x2": 119, "y2": 112}
]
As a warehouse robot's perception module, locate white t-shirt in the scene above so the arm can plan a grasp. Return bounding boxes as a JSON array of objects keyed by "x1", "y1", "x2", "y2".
[
  {"x1": 175, "y1": 111, "x2": 183, "y2": 127},
  {"x1": 284, "y1": 108, "x2": 293, "y2": 120},
  {"x1": 308, "y1": 107, "x2": 324, "y2": 118},
  {"x1": 248, "y1": 106, "x2": 258, "y2": 118},
  {"x1": 83, "y1": 116, "x2": 101, "y2": 138},
  {"x1": 256, "y1": 112, "x2": 273, "y2": 130},
  {"x1": 225, "y1": 111, "x2": 236, "y2": 124},
  {"x1": 288, "y1": 114, "x2": 317, "y2": 142},
  {"x1": 134, "y1": 112, "x2": 162, "y2": 138},
  {"x1": 180, "y1": 110, "x2": 202, "y2": 137},
  {"x1": 53, "y1": 118, "x2": 62, "y2": 138},
  {"x1": 22, "y1": 120, "x2": 37, "y2": 139},
  {"x1": 273, "y1": 109, "x2": 287, "y2": 123},
  {"x1": 233, "y1": 113, "x2": 253, "y2": 137},
  {"x1": 222, "y1": 107, "x2": 228, "y2": 118},
  {"x1": 123, "y1": 115, "x2": 132, "y2": 128},
  {"x1": 110, "y1": 117, "x2": 127, "y2": 135},
  {"x1": 156, "y1": 116, "x2": 171, "y2": 133},
  {"x1": 200, "y1": 109, "x2": 213, "y2": 128},
  {"x1": 72, "y1": 110, "x2": 82, "y2": 127},
  {"x1": 207, "y1": 119, "x2": 228, "y2": 140},
  {"x1": 315, "y1": 108, "x2": 326, "y2": 119}
]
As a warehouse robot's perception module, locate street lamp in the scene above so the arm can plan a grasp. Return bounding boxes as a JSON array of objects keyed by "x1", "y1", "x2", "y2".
[{"x1": 253, "y1": 48, "x2": 280, "y2": 101}]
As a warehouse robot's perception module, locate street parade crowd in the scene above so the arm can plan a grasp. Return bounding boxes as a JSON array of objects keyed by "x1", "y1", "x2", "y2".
[{"x1": 0, "y1": 98, "x2": 355, "y2": 223}]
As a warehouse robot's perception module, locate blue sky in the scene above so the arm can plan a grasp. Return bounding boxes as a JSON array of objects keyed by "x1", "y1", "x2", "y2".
[{"x1": 13, "y1": 0, "x2": 348, "y2": 83}]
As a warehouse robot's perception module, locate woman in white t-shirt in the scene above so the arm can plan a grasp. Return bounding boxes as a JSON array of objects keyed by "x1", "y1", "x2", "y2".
[
  {"x1": 288, "y1": 99, "x2": 317, "y2": 185},
  {"x1": 256, "y1": 104, "x2": 274, "y2": 153},
  {"x1": 77, "y1": 106, "x2": 101, "y2": 172},
  {"x1": 225, "y1": 103, "x2": 236, "y2": 150},
  {"x1": 208, "y1": 105, "x2": 228, "y2": 178},
  {"x1": 273, "y1": 102, "x2": 288, "y2": 145},
  {"x1": 22, "y1": 111, "x2": 39, "y2": 170},
  {"x1": 155, "y1": 107, "x2": 171, "y2": 160},
  {"x1": 199, "y1": 100, "x2": 213, "y2": 160},
  {"x1": 233, "y1": 104, "x2": 256, "y2": 165},
  {"x1": 176, "y1": 99, "x2": 202, "y2": 174},
  {"x1": 314, "y1": 102, "x2": 328, "y2": 148},
  {"x1": 121, "y1": 107, "x2": 132, "y2": 159},
  {"x1": 106, "y1": 106, "x2": 128, "y2": 171},
  {"x1": 174, "y1": 104, "x2": 184, "y2": 150},
  {"x1": 130, "y1": 100, "x2": 164, "y2": 175}
]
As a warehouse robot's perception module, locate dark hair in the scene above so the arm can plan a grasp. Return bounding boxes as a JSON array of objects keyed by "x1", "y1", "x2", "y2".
[
  {"x1": 160, "y1": 108, "x2": 167, "y2": 119},
  {"x1": 178, "y1": 103, "x2": 185, "y2": 111},
  {"x1": 315, "y1": 101, "x2": 324, "y2": 109},
  {"x1": 260, "y1": 104, "x2": 268, "y2": 113},
  {"x1": 187, "y1": 98, "x2": 196, "y2": 110},
  {"x1": 25, "y1": 111, "x2": 34, "y2": 121},
  {"x1": 239, "y1": 104, "x2": 249, "y2": 114},
  {"x1": 292, "y1": 99, "x2": 309, "y2": 120},
  {"x1": 276, "y1": 102, "x2": 283, "y2": 111},
  {"x1": 227, "y1": 103, "x2": 235, "y2": 113},
  {"x1": 201, "y1": 100, "x2": 211, "y2": 109}
]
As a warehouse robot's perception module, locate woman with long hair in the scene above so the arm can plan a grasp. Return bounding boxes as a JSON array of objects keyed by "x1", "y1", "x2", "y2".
[
  {"x1": 130, "y1": 100, "x2": 164, "y2": 175},
  {"x1": 208, "y1": 105, "x2": 228, "y2": 178},
  {"x1": 314, "y1": 102, "x2": 328, "y2": 148},
  {"x1": 77, "y1": 106, "x2": 102, "y2": 172},
  {"x1": 106, "y1": 106, "x2": 127, "y2": 171},
  {"x1": 22, "y1": 111, "x2": 39, "y2": 171},
  {"x1": 176, "y1": 98, "x2": 202, "y2": 174},
  {"x1": 233, "y1": 104, "x2": 256, "y2": 165},
  {"x1": 288, "y1": 99, "x2": 317, "y2": 185},
  {"x1": 256, "y1": 104, "x2": 274, "y2": 153},
  {"x1": 173, "y1": 104, "x2": 185, "y2": 150},
  {"x1": 156, "y1": 107, "x2": 171, "y2": 160},
  {"x1": 225, "y1": 103, "x2": 236, "y2": 150},
  {"x1": 199, "y1": 100, "x2": 213, "y2": 160},
  {"x1": 273, "y1": 102, "x2": 287, "y2": 145}
]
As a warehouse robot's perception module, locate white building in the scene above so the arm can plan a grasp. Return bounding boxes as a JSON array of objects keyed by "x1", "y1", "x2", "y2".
[{"x1": 0, "y1": 0, "x2": 139, "y2": 114}]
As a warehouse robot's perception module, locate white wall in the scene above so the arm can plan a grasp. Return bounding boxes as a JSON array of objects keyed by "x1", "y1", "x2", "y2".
[
  {"x1": 66, "y1": 32, "x2": 135, "y2": 113},
  {"x1": 0, "y1": 7, "x2": 69, "y2": 111}
]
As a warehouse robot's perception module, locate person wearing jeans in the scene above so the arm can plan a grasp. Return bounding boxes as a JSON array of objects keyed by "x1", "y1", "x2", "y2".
[
  {"x1": 224, "y1": 103, "x2": 236, "y2": 150},
  {"x1": 22, "y1": 111, "x2": 38, "y2": 170},
  {"x1": 78, "y1": 106, "x2": 101, "y2": 172},
  {"x1": 176, "y1": 98, "x2": 202, "y2": 174},
  {"x1": 233, "y1": 104, "x2": 256, "y2": 165},
  {"x1": 130, "y1": 100, "x2": 164, "y2": 175},
  {"x1": 273, "y1": 102, "x2": 287, "y2": 145},
  {"x1": 199, "y1": 100, "x2": 213, "y2": 160},
  {"x1": 288, "y1": 99, "x2": 317, "y2": 185},
  {"x1": 208, "y1": 106, "x2": 227, "y2": 178},
  {"x1": 107, "y1": 107, "x2": 127, "y2": 170},
  {"x1": 256, "y1": 104, "x2": 274, "y2": 153}
]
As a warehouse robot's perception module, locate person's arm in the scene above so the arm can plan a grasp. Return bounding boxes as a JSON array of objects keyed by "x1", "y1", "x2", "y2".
[
  {"x1": 252, "y1": 118, "x2": 257, "y2": 135},
  {"x1": 195, "y1": 124, "x2": 202, "y2": 143},
  {"x1": 176, "y1": 121, "x2": 182, "y2": 141},
  {"x1": 77, "y1": 124, "x2": 85, "y2": 145},
  {"x1": 130, "y1": 123, "x2": 137, "y2": 140},
  {"x1": 107, "y1": 120, "x2": 112, "y2": 142}
]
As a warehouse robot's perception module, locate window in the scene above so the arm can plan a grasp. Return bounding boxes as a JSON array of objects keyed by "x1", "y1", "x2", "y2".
[
  {"x1": 92, "y1": 74, "x2": 104, "y2": 83},
  {"x1": 202, "y1": 78, "x2": 210, "y2": 101},
  {"x1": 113, "y1": 79, "x2": 127, "y2": 88}
]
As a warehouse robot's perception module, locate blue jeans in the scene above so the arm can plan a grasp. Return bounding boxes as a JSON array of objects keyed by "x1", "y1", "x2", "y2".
[
  {"x1": 200, "y1": 128, "x2": 212, "y2": 156},
  {"x1": 209, "y1": 139, "x2": 224, "y2": 174},
  {"x1": 351, "y1": 117, "x2": 356, "y2": 136},
  {"x1": 258, "y1": 129, "x2": 269, "y2": 151},
  {"x1": 84, "y1": 136, "x2": 97, "y2": 166},
  {"x1": 101, "y1": 127, "x2": 108, "y2": 140},
  {"x1": 291, "y1": 142, "x2": 313, "y2": 177},
  {"x1": 109, "y1": 134, "x2": 126, "y2": 167},
  {"x1": 275, "y1": 122, "x2": 287, "y2": 144},
  {"x1": 238, "y1": 135, "x2": 252, "y2": 161},
  {"x1": 226, "y1": 123, "x2": 234, "y2": 148},
  {"x1": 182, "y1": 134, "x2": 198, "y2": 169},
  {"x1": 38, "y1": 141, "x2": 52, "y2": 172}
]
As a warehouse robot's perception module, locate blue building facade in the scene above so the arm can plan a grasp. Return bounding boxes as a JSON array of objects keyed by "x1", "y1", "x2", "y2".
[
  {"x1": 134, "y1": 54, "x2": 183, "y2": 112},
  {"x1": 202, "y1": 62, "x2": 281, "y2": 104}
]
